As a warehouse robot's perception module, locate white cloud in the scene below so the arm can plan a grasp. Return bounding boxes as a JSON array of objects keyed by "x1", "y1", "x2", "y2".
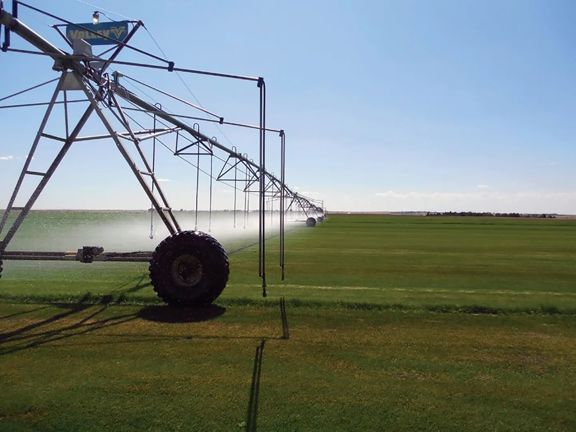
[
  {"x1": 476, "y1": 184, "x2": 489, "y2": 189},
  {"x1": 0, "y1": 155, "x2": 14, "y2": 161},
  {"x1": 156, "y1": 178, "x2": 171, "y2": 182}
]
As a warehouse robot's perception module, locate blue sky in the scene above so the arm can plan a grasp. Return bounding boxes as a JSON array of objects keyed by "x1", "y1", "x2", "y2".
[{"x1": 1, "y1": 0, "x2": 575, "y2": 213}]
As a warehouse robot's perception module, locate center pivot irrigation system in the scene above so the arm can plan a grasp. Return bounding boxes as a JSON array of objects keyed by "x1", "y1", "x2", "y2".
[{"x1": 0, "y1": 1, "x2": 325, "y2": 305}]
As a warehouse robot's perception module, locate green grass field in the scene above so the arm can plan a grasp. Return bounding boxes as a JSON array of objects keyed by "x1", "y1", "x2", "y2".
[
  {"x1": 3, "y1": 213, "x2": 576, "y2": 312},
  {"x1": 1, "y1": 214, "x2": 576, "y2": 431}
]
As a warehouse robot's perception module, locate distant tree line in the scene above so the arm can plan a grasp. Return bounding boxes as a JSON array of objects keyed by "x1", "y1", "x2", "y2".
[{"x1": 425, "y1": 211, "x2": 556, "y2": 218}]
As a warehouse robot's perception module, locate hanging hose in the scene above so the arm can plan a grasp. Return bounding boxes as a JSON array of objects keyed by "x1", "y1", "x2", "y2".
[
  {"x1": 149, "y1": 103, "x2": 161, "y2": 239},
  {"x1": 269, "y1": 197, "x2": 273, "y2": 226},
  {"x1": 233, "y1": 146, "x2": 238, "y2": 229},
  {"x1": 209, "y1": 142, "x2": 213, "y2": 232},
  {"x1": 194, "y1": 124, "x2": 201, "y2": 231},
  {"x1": 258, "y1": 79, "x2": 267, "y2": 296},
  {"x1": 280, "y1": 131, "x2": 285, "y2": 280},
  {"x1": 244, "y1": 159, "x2": 249, "y2": 230}
]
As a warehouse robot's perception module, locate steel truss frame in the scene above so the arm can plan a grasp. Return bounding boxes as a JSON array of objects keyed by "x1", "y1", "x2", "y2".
[{"x1": 0, "y1": 1, "x2": 324, "y2": 291}]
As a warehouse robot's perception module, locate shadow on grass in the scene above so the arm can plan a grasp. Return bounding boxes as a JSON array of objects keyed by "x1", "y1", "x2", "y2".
[
  {"x1": 112, "y1": 273, "x2": 152, "y2": 295},
  {"x1": 245, "y1": 339, "x2": 266, "y2": 432},
  {"x1": 0, "y1": 273, "x2": 154, "y2": 306},
  {"x1": 138, "y1": 304, "x2": 226, "y2": 323},
  {"x1": 0, "y1": 305, "x2": 51, "y2": 320},
  {"x1": 0, "y1": 301, "x2": 282, "y2": 355},
  {"x1": 0, "y1": 304, "x2": 137, "y2": 356}
]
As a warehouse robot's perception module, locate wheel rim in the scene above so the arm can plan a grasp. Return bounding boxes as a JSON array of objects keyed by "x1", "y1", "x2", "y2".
[{"x1": 171, "y1": 254, "x2": 203, "y2": 288}]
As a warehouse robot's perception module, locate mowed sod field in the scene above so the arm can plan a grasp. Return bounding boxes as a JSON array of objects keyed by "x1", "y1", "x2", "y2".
[{"x1": 1, "y1": 213, "x2": 575, "y2": 431}]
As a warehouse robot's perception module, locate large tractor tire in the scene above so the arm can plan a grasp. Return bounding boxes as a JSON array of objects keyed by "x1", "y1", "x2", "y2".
[
  {"x1": 149, "y1": 231, "x2": 229, "y2": 306},
  {"x1": 306, "y1": 217, "x2": 316, "y2": 227},
  {"x1": 0, "y1": 258, "x2": 3, "y2": 279}
]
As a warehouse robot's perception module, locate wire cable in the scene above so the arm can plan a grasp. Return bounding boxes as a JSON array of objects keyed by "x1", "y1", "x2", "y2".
[
  {"x1": 71, "y1": 0, "x2": 135, "y2": 21},
  {"x1": 0, "y1": 78, "x2": 60, "y2": 102},
  {"x1": 141, "y1": 25, "x2": 238, "y2": 148}
]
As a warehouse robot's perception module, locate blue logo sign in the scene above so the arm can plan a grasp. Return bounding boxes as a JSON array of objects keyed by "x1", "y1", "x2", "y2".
[{"x1": 66, "y1": 21, "x2": 130, "y2": 46}]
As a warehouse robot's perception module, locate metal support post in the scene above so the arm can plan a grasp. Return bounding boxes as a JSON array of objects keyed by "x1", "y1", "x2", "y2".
[
  {"x1": 107, "y1": 91, "x2": 181, "y2": 233},
  {"x1": 0, "y1": 72, "x2": 66, "y2": 237},
  {"x1": 1, "y1": 74, "x2": 96, "y2": 251},
  {"x1": 83, "y1": 85, "x2": 180, "y2": 236}
]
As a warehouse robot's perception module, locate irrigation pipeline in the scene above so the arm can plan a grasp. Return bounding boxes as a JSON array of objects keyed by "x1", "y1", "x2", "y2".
[{"x1": 0, "y1": 2, "x2": 325, "y2": 291}]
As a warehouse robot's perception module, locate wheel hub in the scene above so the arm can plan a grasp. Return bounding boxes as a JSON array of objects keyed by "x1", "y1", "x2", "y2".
[{"x1": 171, "y1": 254, "x2": 203, "y2": 287}]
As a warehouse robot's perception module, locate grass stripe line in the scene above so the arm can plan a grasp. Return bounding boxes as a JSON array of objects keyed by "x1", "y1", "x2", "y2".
[
  {"x1": 1, "y1": 294, "x2": 575, "y2": 315},
  {"x1": 234, "y1": 284, "x2": 576, "y2": 297}
]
